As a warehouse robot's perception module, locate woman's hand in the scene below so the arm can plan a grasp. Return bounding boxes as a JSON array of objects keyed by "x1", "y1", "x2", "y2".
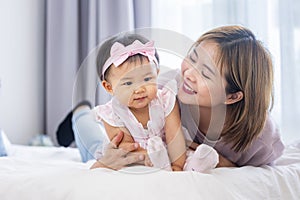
[
  {"x1": 216, "y1": 153, "x2": 236, "y2": 167},
  {"x1": 90, "y1": 132, "x2": 145, "y2": 170}
]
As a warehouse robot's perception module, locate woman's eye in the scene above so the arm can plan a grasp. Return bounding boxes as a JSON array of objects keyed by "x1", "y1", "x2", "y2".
[
  {"x1": 123, "y1": 81, "x2": 133, "y2": 86},
  {"x1": 144, "y1": 77, "x2": 152, "y2": 82},
  {"x1": 188, "y1": 47, "x2": 198, "y2": 63},
  {"x1": 201, "y1": 71, "x2": 210, "y2": 79},
  {"x1": 189, "y1": 54, "x2": 197, "y2": 63}
]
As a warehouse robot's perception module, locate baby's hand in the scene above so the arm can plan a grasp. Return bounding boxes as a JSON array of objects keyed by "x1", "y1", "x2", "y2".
[
  {"x1": 147, "y1": 136, "x2": 172, "y2": 171},
  {"x1": 184, "y1": 144, "x2": 219, "y2": 172},
  {"x1": 144, "y1": 153, "x2": 153, "y2": 167},
  {"x1": 171, "y1": 164, "x2": 183, "y2": 171}
]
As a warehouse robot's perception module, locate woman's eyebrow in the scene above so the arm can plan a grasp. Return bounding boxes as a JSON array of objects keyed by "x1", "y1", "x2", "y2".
[
  {"x1": 193, "y1": 48, "x2": 198, "y2": 58},
  {"x1": 203, "y1": 64, "x2": 215, "y2": 75}
]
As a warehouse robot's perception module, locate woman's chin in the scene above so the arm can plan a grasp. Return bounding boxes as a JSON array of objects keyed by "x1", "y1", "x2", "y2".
[{"x1": 177, "y1": 89, "x2": 199, "y2": 105}]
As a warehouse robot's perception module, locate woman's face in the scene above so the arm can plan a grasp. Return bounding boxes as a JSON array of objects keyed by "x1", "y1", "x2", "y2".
[{"x1": 177, "y1": 41, "x2": 226, "y2": 108}]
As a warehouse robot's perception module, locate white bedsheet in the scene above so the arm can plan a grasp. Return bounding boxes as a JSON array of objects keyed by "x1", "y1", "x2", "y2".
[{"x1": 0, "y1": 143, "x2": 299, "y2": 200}]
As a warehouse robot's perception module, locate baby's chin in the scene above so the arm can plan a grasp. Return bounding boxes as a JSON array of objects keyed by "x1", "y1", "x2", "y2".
[{"x1": 128, "y1": 100, "x2": 150, "y2": 110}]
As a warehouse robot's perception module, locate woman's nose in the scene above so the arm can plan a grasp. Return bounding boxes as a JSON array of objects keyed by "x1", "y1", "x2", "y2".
[{"x1": 182, "y1": 59, "x2": 197, "y2": 82}]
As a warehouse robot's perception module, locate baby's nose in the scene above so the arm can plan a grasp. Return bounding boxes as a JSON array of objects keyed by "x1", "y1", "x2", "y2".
[{"x1": 134, "y1": 86, "x2": 146, "y2": 94}]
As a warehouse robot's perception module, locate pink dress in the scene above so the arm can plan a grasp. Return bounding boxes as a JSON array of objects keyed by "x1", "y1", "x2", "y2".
[{"x1": 94, "y1": 86, "x2": 176, "y2": 149}]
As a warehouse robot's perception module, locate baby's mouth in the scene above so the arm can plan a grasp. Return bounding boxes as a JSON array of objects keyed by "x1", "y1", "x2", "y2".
[{"x1": 134, "y1": 96, "x2": 147, "y2": 101}]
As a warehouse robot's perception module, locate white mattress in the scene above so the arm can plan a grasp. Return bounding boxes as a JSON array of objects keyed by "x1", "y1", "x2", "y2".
[{"x1": 0, "y1": 142, "x2": 300, "y2": 200}]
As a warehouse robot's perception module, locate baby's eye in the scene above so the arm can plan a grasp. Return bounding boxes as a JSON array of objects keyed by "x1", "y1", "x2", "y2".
[
  {"x1": 144, "y1": 77, "x2": 152, "y2": 82},
  {"x1": 123, "y1": 81, "x2": 133, "y2": 86}
]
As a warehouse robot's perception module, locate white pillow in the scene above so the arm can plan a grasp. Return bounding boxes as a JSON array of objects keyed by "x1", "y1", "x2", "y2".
[{"x1": 0, "y1": 129, "x2": 12, "y2": 156}]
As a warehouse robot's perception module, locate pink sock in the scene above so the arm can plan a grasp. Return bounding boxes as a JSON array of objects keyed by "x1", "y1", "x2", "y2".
[
  {"x1": 147, "y1": 136, "x2": 172, "y2": 171},
  {"x1": 184, "y1": 144, "x2": 219, "y2": 172}
]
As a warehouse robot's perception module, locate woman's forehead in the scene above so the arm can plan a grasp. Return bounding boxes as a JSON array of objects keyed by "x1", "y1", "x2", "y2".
[
  {"x1": 196, "y1": 41, "x2": 218, "y2": 57},
  {"x1": 190, "y1": 41, "x2": 218, "y2": 68}
]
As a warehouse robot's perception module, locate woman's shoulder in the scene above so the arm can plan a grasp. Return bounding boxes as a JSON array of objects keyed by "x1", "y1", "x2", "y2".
[
  {"x1": 215, "y1": 115, "x2": 285, "y2": 166},
  {"x1": 241, "y1": 115, "x2": 285, "y2": 166},
  {"x1": 257, "y1": 115, "x2": 281, "y2": 143}
]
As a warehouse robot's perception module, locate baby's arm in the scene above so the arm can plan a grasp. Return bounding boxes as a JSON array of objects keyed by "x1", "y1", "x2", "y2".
[
  {"x1": 103, "y1": 121, "x2": 134, "y2": 145},
  {"x1": 164, "y1": 100, "x2": 187, "y2": 171},
  {"x1": 102, "y1": 121, "x2": 150, "y2": 166}
]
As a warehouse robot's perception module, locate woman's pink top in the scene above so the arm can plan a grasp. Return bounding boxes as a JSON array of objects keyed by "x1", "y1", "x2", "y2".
[{"x1": 180, "y1": 102, "x2": 284, "y2": 166}]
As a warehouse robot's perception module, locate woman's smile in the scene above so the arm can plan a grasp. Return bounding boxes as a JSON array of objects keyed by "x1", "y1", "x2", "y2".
[{"x1": 182, "y1": 81, "x2": 197, "y2": 95}]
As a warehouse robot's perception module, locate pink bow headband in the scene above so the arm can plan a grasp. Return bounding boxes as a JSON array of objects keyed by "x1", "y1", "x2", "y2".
[{"x1": 102, "y1": 40, "x2": 159, "y2": 76}]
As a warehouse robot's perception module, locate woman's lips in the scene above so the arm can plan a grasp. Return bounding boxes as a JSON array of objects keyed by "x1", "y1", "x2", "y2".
[{"x1": 182, "y1": 82, "x2": 196, "y2": 94}]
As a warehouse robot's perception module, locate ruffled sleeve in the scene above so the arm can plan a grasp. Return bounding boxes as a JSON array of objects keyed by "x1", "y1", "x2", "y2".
[
  {"x1": 93, "y1": 100, "x2": 125, "y2": 127},
  {"x1": 157, "y1": 80, "x2": 178, "y2": 117}
]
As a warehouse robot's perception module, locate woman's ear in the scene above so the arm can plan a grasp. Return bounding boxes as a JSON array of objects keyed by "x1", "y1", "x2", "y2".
[
  {"x1": 102, "y1": 80, "x2": 113, "y2": 94},
  {"x1": 225, "y1": 91, "x2": 244, "y2": 105}
]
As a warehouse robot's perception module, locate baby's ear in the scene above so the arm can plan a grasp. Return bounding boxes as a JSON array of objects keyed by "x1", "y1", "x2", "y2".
[
  {"x1": 224, "y1": 91, "x2": 243, "y2": 105},
  {"x1": 102, "y1": 80, "x2": 113, "y2": 94}
]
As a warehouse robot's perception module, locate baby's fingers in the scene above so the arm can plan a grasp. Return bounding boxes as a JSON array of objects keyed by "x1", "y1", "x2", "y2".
[{"x1": 144, "y1": 155, "x2": 153, "y2": 167}]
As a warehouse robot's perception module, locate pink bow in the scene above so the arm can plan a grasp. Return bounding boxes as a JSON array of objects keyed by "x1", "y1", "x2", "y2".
[{"x1": 102, "y1": 40, "x2": 159, "y2": 76}]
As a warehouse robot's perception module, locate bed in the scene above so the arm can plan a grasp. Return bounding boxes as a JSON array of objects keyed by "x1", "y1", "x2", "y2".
[{"x1": 0, "y1": 135, "x2": 300, "y2": 200}]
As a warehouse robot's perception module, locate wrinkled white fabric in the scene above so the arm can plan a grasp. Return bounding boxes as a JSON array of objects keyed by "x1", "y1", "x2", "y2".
[{"x1": 1, "y1": 143, "x2": 300, "y2": 200}]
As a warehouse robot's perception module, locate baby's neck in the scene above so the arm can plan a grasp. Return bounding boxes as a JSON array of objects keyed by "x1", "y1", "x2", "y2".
[{"x1": 130, "y1": 106, "x2": 150, "y2": 128}]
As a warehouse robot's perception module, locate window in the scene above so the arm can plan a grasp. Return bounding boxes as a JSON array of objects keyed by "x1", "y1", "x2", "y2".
[{"x1": 152, "y1": 0, "x2": 300, "y2": 144}]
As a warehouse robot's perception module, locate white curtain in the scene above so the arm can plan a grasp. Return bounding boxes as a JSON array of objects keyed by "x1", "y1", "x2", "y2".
[
  {"x1": 151, "y1": 0, "x2": 300, "y2": 144},
  {"x1": 46, "y1": 0, "x2": 151, "y2": 144}
]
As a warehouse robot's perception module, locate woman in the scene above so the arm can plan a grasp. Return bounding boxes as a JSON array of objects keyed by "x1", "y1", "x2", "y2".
[
  {"x1": 177, "y1": 25, "x2": 284, "y2": 167},
  {"x1": 73, "y1": 25, "x2": 284, "y2": 169}
]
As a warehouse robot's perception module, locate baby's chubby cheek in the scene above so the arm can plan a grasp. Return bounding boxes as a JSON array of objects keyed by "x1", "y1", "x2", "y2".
[{"x1": 114, "y1": 88, "x2": 133, "y2": 105}]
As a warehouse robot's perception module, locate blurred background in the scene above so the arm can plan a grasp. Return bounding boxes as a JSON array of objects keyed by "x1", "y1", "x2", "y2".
[{"x1": 0, "y1": 0, "x2": 299, "y2": 145}]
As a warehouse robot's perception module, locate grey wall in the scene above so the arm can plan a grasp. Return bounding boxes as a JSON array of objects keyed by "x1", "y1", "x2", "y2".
[{"x1": 0, "y1": 0, "x2": 45, "y2": 144}]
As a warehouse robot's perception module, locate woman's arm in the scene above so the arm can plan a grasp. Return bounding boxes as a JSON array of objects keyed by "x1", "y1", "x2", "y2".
[
  {"x1": 165, "y1": 100, "x2": 187, "y2": 171},
  {"x1": 102, "y1": 121, "x2": 152, "y2": 166},
  {"x1": 90, "y1": 131, "x2": 145, "y2": 170},
  {"x1": 216, "y1": 153, "x2": 237, "y2": 167},
  {"x1": 72, "y1": 104, "x2": 145, "y2": 169}
]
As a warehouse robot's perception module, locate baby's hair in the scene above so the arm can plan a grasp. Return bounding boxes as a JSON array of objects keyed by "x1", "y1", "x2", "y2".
[{"x1": 96, "y1": 33, "x2": 159, "y2": 81}]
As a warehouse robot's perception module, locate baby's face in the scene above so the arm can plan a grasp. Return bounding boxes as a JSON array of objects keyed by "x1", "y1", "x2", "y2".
[{"x1": 108, "y1": 59, "x2": 158, "y2": 109}]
